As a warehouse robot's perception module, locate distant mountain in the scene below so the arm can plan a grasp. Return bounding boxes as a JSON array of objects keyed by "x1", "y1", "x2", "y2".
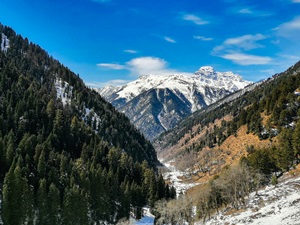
[{"x1": 98, "y1": 67, "x2": 252, "y2": 141}]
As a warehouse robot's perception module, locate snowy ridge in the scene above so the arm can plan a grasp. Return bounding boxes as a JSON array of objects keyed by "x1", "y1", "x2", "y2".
[
  {"x1": 97, "y1": 66, "x2": 252, "y2": 140},
  {"x1": 98, "y1": 66, "x2": 251, "y2": 113},
  {"x1": 1, "y1": 33, "x2": 9, "y2": 52},
  {"x1": 196, "y1": 175, "x2": 300, "y2": 225}
]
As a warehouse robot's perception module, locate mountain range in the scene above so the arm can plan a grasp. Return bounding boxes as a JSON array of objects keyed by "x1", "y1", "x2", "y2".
[{"x1": 98, "y1": 66, "x2": 252, "y2": 140}]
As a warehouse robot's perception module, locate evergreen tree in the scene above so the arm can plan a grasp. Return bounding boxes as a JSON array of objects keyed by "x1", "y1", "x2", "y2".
[
  {"x1": 63, "y1": 185, "x2": 89, "y2": 225},
  {"x1": 2, "y1": 163, "x2": 30, "y2": 225},
  {"x1": 292, "y1": 120, "x2": 300, "y2": 162},
  {"x1": 36, "y1": 178, "x2": 48, "y2": 225}
]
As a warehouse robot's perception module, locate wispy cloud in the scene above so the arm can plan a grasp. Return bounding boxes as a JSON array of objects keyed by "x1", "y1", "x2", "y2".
[
  {"x1": 277, "y1": 16, "x2": 300, "y2": 40},
  {"x1": 164, "y1": 36, "x2": 176, "y2": 43},
  {"x1": 124, "y1": 49, "x2": 138, "y2": 54},
  {"x1": 193, "y1": 35, "x2": 213, "y2": 41},
  {"x1": 213, "y1": 34, "x2": 267, "y2": 53},
  {"x1": 213, "y1": 34, "x2": 271, "y2": 65},
  {"x1": 224, "y1": 34, "x2": 266, "y2": 50},
  {"x1": 229, "y1": 6, "x2": 273, "y2": 17},
  {"x1": 238, "y1": 8, "x2": 253, "y2": 14},
  {"x1": 292, "y1": 0, "x2": 300, "y2": 3},
  {"x1": 97, "y1": 63, "x2": 126, "y2": 70},
  {"x1": 97, "y1": 56, "x2": 192, "y2": 76},
  {"x1": 182, "y1": 14, "x2": 209, "y2": 25},
  {"x1": 220, "y1": 53, "x2": 272, "y2": 65}
]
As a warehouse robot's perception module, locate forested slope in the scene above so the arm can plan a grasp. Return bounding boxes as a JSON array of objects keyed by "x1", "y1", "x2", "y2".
[
  {"x1": 153, "y1": 61, "x2": 300, "y2": 224},
  {"x1": 0, "y1": 24, "x2": 174, "y2": 225}
]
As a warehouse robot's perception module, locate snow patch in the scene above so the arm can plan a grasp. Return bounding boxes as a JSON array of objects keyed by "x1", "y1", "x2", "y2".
[
  {"x1": 82, "y1": 106, "x2": 101, "y2": 130},
  {"x1": 161, "y1": 159, "x2": 199, "y2": 196},
  {"x1": 1, "y1": 33, "x2": 10, "y2": 52},
  {"x1": 55, "y1": 78, "x2": 73, "y2": 106},
  {"x1": 130, "y1": 207, "x2": 155, "y2": 225}
]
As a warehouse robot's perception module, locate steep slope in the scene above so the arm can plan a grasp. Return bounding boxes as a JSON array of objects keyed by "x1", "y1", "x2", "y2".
[
  {"x1": 154, "y1": 60, "x2": 300, "y2": 180},
  {"x1": 196, "y1": 172, "x2": 300, "y2": 225},
  {"x1": 98, "y1": 68, "x2": 251, "y2": 140},
  {"x1": 0, "y1": 24, "x2": 174, "y2": 224}
]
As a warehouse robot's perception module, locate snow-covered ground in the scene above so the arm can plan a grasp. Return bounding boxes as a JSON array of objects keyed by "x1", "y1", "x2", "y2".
[
  {"x1": 196, "y1": 175, "x2": 300, "y2": 225},
  {"x1": 162, "y1": 160, "x2": 199, "y2": 196},
  {"x1": 129, "y1": 207, "x2": 155, "y2": 225}
]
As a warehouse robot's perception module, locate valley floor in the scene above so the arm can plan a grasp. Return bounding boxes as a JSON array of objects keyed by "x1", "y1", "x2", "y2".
[
  {"x1": 160, "y1": 159, "x2": 200, "y2": 196},
  {"x1": 195, "y1": 174, "x2": 300, "y2": 225}
]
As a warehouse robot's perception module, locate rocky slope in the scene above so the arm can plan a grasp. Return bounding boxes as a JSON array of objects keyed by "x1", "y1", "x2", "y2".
[{"x1": 98, "y1": 67, "x2": 251, "y2": 141}]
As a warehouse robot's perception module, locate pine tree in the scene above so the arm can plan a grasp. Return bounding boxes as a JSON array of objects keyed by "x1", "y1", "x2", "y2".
[
  {"x1": 2, "y1": 163, "x2": 30, "y2": 225},
  {"x1": 36, "y1": 178, "x2": 48, "y2": 225},
  {"x1": 48, "y1": 183, "x2": 61, "y2": 225},
  {"x1": 292, "y1": 120, "x2": 300, "y2": 162},
  {"x1": 63, "y1": 185, "x2": 89, "y2": 225}
]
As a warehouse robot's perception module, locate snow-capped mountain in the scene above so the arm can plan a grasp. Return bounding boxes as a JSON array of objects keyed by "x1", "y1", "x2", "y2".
[{"x1": 97, "y1": 66, "x2": 252, "y2": 141}]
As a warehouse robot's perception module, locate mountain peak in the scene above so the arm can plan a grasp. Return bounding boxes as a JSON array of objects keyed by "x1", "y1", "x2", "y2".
[
  {"x1": 197, "y1": 66, "x2": 216, "y2": 74},
  {"x1": 195, "y1": 66, "x2": 218, "y2": 80}
]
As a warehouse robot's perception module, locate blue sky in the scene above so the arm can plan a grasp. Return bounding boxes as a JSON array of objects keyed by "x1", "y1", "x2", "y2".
[{"x1": 1, "y1": 0, "x2": 300, "y2": 87}]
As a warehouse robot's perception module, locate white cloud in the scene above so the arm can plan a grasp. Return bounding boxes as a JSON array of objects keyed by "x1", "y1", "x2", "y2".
[
  {"x1": 97, "y1": 57, "x2": 169, "y2": 75},
  {"x1": 220, "y1": 53, "x2": 272, "y2": 65},
  {"x1": 277, "y1": 17, "x2": 300, "y2": 40},
  {"x1": 182, "y1": 14, "x2": 209, "y2": 25},
  {"x1": 212, "y1": 34, "x2": 271, "y2": 65},
  {"x1": 164, "y1": 37, "x2": 176, "y2": 43},
  {"x1": 222, "y1": 34, "x2": 267, "y2": 50},
  {"x1": 97, "y1": 56, "x2": 192, "y2": 76},
  {"x1": 97, "y1": 63, "x2": 126, "y2": 70},
  {"x1": 193, "y1": 35, "x2": 213, "y2": 41},
  {"x1": 281, "y1": 17, "x2": 300, "y2": 29},
  {"x1": 229, "y1": 6, "x2": 273, "y2": 17},
  {"x1": 126, "y1": 57, "x2": 168, "y2": 75},
  {"x1": 292, "y1": 0, "x2": 300, "y2": 3},
  {"x1": 124, "y1": 49, "x2": 138, "y2": 54}
]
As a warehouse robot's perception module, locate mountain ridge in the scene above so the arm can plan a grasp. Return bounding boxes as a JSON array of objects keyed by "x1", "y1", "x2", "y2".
[{"x1": 98, "y1": 67, "x2": 252, "y2": 140}]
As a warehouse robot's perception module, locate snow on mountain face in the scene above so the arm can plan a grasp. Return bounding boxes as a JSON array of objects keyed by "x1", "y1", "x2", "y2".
[
  {"x1": 1, "y1": 33, "x2": 10, "y2": 52},
  {"x1": 97, "y1": 67, "x2": 252, "y2": 141},
  {"x1": 99, "y1": 67, "x2": 251, "y2": 109},
  {"x1": 194, "y1": 66, "x2": 249, "y2": 91}
]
